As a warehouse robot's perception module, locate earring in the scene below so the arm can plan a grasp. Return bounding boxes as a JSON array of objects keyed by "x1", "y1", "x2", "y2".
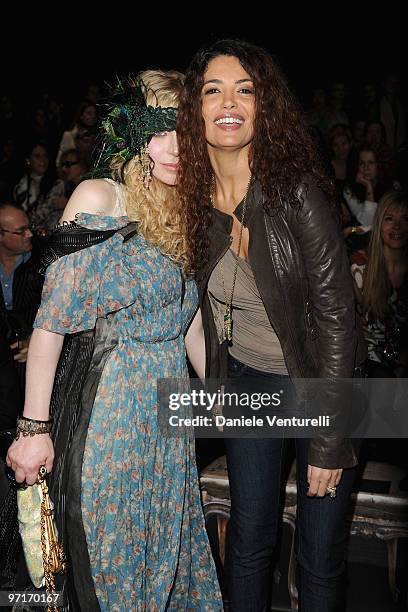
[{"x1": 139, "y1": 145, "x2": 151, "y2": 189}]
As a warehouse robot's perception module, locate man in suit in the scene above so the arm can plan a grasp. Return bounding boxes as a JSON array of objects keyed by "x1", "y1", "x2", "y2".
[{"x1": 0, "y1": 203, "x2": 43, "y2": 410}]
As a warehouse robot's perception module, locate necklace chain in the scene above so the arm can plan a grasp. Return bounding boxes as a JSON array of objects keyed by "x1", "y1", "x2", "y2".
[{"x1": 210, "y1": 177, "x2": 251, "y2": 342}]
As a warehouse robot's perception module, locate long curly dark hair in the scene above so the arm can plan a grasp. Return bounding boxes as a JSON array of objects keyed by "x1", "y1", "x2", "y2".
[{"x1": 177, "y1": 39, "x2": 336, "y2": 273}]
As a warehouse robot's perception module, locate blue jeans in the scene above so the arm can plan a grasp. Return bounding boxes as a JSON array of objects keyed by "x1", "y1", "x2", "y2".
[{"x1": 224, "y1": 356, "x2": 356, "y2": 611}]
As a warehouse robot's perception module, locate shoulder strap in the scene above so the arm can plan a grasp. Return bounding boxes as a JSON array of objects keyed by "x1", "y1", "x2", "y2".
[{"x1": 37, "y1": 221, "x2": 138, "y2": 274}]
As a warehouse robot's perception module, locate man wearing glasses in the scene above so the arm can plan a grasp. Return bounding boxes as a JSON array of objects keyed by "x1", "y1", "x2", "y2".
[{"x1": 0, "y1": 203, "x2": 43, "y2": 399}]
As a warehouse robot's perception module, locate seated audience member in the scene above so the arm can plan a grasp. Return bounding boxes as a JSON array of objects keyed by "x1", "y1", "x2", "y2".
[
  {"x1": 30, "y1": 149, "x2": 86, "y2": 232},
  {"x1": 351, "y1": 191, "x2": 408, "y2": 378},
  {"x1": 344, "y1": 144, "x2": 399, "y2": 232},
  {"x1": 12, "y1": 142, "x2": 57, "y2": 223},
  {"x1": 0, "y1": 203, "x2": 43, "y2": 395}
]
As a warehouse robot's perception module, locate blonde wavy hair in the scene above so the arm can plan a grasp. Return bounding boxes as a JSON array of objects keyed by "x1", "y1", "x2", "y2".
[
  {"x1": 109, "y1": 70, "x2": 190, "y2": 270},
  {"x1": 362, "y1": 190, "x2": 408, "y2": 318}
]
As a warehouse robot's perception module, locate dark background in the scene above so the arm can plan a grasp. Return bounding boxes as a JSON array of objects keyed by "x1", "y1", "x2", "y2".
[{"x1": 2, "y1": 15, "x2": 406, "y2": 113}]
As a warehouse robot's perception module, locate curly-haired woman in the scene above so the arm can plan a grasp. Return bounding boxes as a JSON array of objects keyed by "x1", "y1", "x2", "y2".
[
  {"x1": 177, "y1": 39, "x2": 365, "y2": 611},
  {"x1": 7, "y1": 71, "x2": 222, "y2": 611}
]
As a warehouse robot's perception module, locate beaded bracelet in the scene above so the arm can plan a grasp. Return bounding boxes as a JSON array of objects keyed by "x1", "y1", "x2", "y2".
[{"x1": 15, "y1": 416, "x2": 53, "y2": 440}]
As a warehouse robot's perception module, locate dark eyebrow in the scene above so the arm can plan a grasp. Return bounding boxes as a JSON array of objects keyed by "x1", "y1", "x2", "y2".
[{"x1": 202, "y1": 78, "x2": 254, "y2": 86}]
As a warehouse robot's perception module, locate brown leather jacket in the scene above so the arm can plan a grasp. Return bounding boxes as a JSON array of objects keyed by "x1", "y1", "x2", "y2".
[{"x1": 197, "y1": 180, "x2": 366, "y2": 469}]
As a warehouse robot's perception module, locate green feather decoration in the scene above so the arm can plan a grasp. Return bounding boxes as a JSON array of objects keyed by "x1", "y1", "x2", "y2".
[{"x1": 92, "y1": 76, "x2": 177, "y2": 178}]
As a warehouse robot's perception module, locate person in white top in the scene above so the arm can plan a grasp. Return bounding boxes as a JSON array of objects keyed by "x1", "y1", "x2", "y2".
[{"x1": 344, "y1": 144, "x2": 399, "y2": 231}]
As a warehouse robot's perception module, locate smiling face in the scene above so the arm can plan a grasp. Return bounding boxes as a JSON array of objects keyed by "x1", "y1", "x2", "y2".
[
  {"x1": 381, "y1": 205, "x2": 408, "y2": 250},
  {"x1": 147, "y1": 130, "x2": 179, "y2": 186},
  {"x1": 201, "y1": 55, "x2": 255, "y2": 152}
]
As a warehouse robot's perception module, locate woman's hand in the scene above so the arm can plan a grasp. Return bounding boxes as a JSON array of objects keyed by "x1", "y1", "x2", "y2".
[
  {"x1": 356, "y1": 171, "x2": 370, "y2": 188},
  {"x1": 6, "y1": 434, "x2": 54, "y2": 485},
  {"x1": 356, "y1": 172, "x2": 375, "y2": 200},
  {"x1": 307, "y1": 464, "x2": 343, "y2": 497}
]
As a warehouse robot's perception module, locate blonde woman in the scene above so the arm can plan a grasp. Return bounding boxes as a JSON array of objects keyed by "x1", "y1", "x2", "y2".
[
  {"x1": 352, "y1": 190, "x2": 408, "y2": 378},
  {"x1": 7, "y1": 71, "x2": 222, "y2": 611}
]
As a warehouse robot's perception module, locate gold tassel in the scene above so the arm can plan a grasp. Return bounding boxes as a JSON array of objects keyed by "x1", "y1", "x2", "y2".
[{"x1": 38, "y1": 466, "x2": 65, "y2": 612}]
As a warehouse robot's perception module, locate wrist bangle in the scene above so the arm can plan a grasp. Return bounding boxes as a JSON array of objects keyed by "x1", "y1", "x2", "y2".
[
  {"x1": 20, "y1": 415, "x2": 52, "y2": 425},
  {"x1": 15, "y1": 417, "x2": 53, "y2": 440},
  {"x1": 351, "y1": 226, "x2": 357, "y2": 234}
]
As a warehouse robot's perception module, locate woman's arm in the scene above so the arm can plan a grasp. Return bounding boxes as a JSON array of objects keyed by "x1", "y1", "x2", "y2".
[
  {"x1": 185, "y1": 309, "x2": 206, "y2": 380},
  {"x1": 356, "y1": 172, "x2": 375, "y2": 202},
  {"x1": 6, "y1": 329, "x2": 64, "y2": 484},
  {"x1": 23, "y1": 329, "x2": 64, "y2": 419},
  {"x1": 343, "y1": 187, "x2": 377, "y2": 228},
  {"x1": 350, "y1": 263, "x2": 364, "y2": 305},
  {"x1": 294, "y1": 184, "x2": 357, "y2": 379},
  {"x1": 290, "y1": 182, "x2": 358, "y2": 471}
]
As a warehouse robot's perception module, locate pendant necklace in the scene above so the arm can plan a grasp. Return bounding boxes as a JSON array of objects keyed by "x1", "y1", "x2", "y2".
[{"x1": 210, "y1": 177, "x2": 251, "y2": 343}]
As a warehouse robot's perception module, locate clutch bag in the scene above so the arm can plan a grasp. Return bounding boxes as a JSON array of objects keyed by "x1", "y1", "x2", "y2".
[{"x1": 17, "y1": 466, "x2": 65, "y2": 592}]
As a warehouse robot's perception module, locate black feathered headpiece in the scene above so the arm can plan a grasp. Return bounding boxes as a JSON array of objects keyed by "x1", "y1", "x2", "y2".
[{"x1": 93, "y1": 76, "x2": 177, "y2": 176}]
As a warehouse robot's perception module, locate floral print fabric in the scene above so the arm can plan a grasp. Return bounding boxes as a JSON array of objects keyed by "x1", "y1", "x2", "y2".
[{"x1": 34, "y1": 213, "x2": 222, "y2": 611}]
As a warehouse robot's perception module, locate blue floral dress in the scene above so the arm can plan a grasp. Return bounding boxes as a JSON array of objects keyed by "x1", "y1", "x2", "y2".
[{"x1": 34, "y1": 213, "x2": 222, "y2": 611}]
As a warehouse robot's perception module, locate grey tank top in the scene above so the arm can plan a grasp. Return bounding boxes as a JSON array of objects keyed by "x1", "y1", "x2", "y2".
[{"x1": 208, "y1": 248, "x2": 288, "y2": 374}]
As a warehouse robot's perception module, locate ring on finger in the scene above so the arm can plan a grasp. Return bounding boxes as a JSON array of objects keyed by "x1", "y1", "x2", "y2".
[{"x1": 326, "y1": 485, "x2": 337, "y2": 498}]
